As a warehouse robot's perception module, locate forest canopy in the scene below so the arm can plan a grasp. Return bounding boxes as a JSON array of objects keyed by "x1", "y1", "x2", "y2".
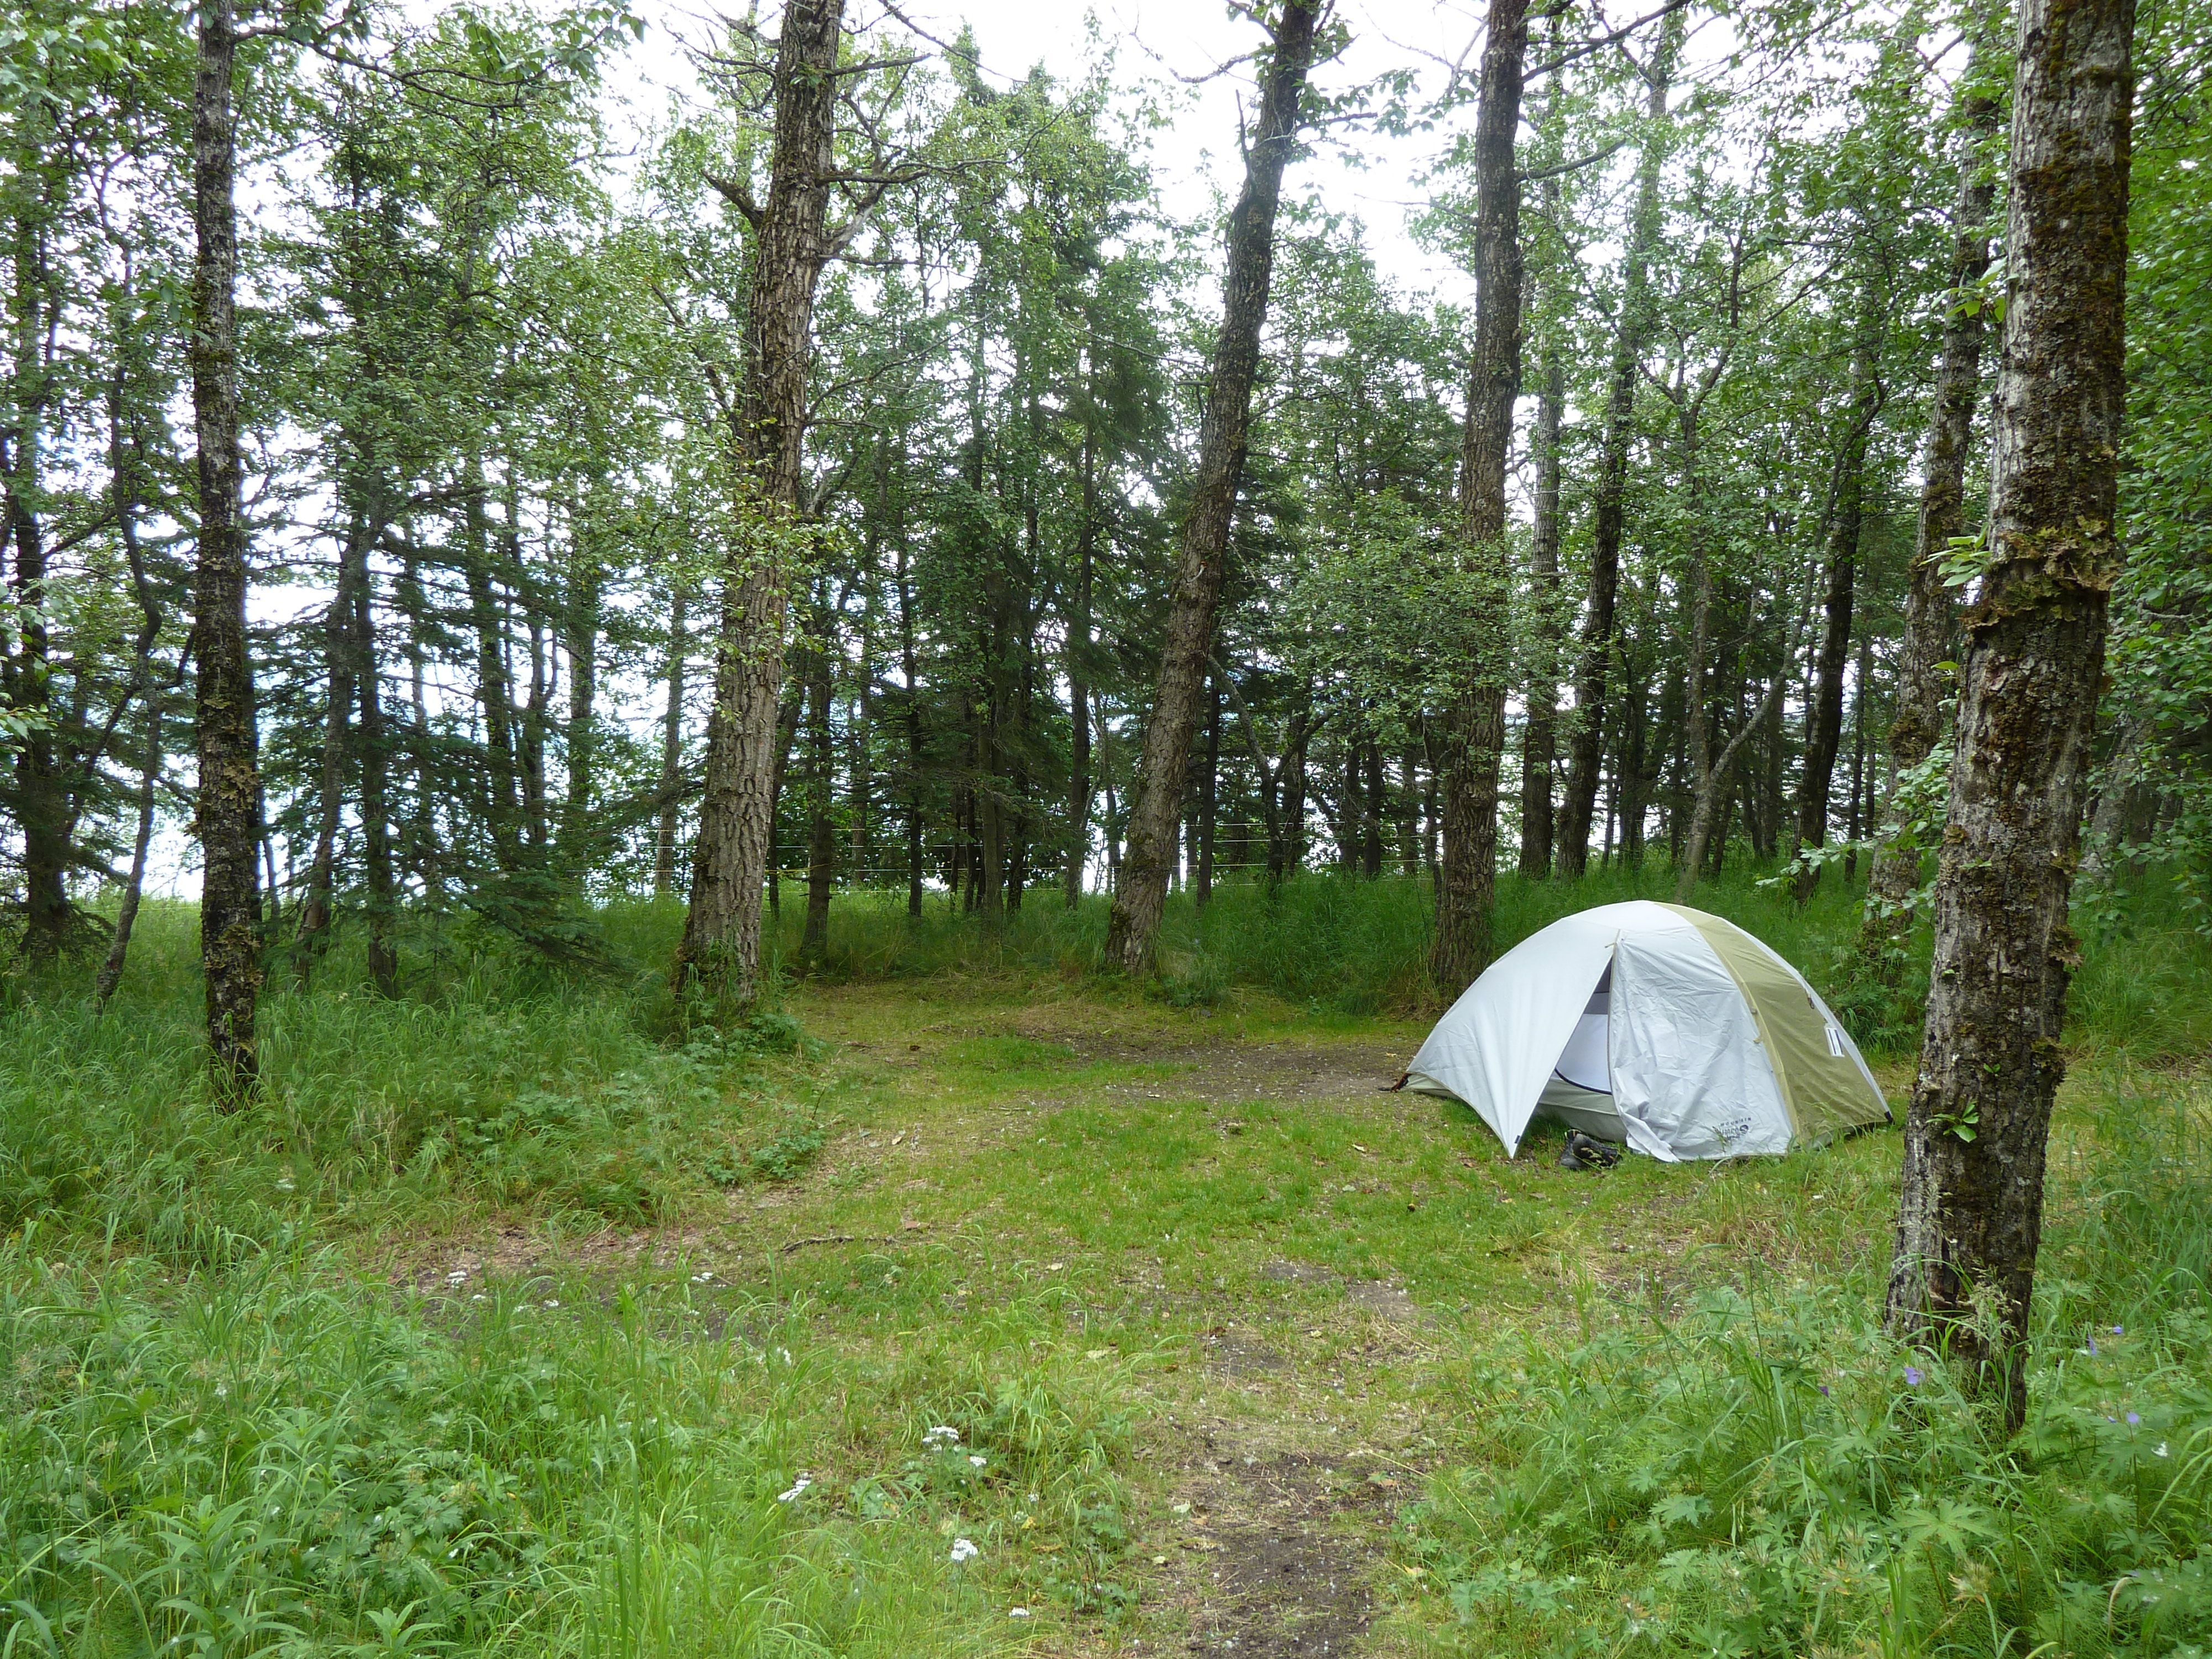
[{"x1": 0, "y1": 0, "x2": 2203, "y2": 1010}]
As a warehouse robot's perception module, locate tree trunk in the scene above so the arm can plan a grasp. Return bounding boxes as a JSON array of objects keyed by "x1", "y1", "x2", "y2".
[
  {"x1": 1102, "y1": 0, "x2": 1320, "y2": 973},
  {"x1": 1066, "y1": 400, "x2": 1098, "y2": 907},
  {"x1": 654, "y1": 586, "x2": 688, "y2": 895},
  {"x1": 96, "y1": 707, "x2": 160, "y2": 1009},
  {"x1": 898, "y1": 539, "x2": 924, "y2": 917},
  {"x1": 559, "y1": 537, "x2": 603, "y2": 874},
  {"x1": 1793, "y1": 270, "x2": 1885, "y2": 902},
  {"x1": 354, "y1": 555, "x2": 397, "y2": 996},
  {"x1": 96, "y1": 362, "x2": 164, "y2": 1009},
  {"x1": 462, "y1": 488, "x2": 523, "y2": 868},
  {"x1": 298, "y1": 520, "x2": 364, "y2": 974},
  {"x1": 4, "y1": 166, "x2": 70, "y2": 966},
  {"x1": 677, "y1": 0, "x2": 850, "y2": 1008},
  {"x1": 400, "y1": 556, "x2": 446, "y2": 914},
  {"x1": 1333, "y1": 738, "x2": 1360, "y2": 875},
  {"x1": 1431, "y1": 0, "x2": 1527, "y2": 992},
  {"x1": 1360, "y1": 735, "x2": 1385, "y2": 880},
  {"x1": 8, "y1": 459, "x2": 68, "y2": 968},
  {"x1": 190, "y1": 0, "x2": 261, "y2": 1097},
  {"x1": 1197, "y1": 675, "x2": 1220, "y2": 908},
  {"x1": 799, "y1": 589, "x2": 835, "y2": 961},
  {"x1": 1520, "y1": 342, "x2": 1564, "y2": 878},
  {"x1": 1557, "y1": 11, "x2": 1679, "y2": 879},
  {"x1": 1399, "y1": 748, "x2": 1421, "y2": 876},
  {"x1": 1862, "y1": 34, "x2": 2000, "y2": 960},
  {"x1": 1886, "y1": 0, "x2": 2135, "y2": 1432},
  {"x1": 1845, "y1": 625, "x2": 1871, "y2": 882}
]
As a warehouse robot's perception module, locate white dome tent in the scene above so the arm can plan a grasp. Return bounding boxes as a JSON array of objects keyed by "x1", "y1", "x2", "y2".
[{"x1": 1403, "y1": 901, "x2": 1888, "y2": 1162}]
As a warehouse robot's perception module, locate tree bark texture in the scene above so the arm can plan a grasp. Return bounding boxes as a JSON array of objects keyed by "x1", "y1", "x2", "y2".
[
  {"x1": 1557, "y1": 12, "x2": 1678, "y2": 878},
  {"x1": 190, "y1": 0, "x2": 262, "y2": 1097},
  {"x1": 1886, "y1": 0, "x2": 2135, "y2": 1432},
  {"x1": 1793, "y1": 270, "x2": 1885, "y2": 902},
  {"x1": 1103, "y1": 0, "x2": 1319, "y2": 973},
  {"x1": 1863, "y1": 40, "x2": 2001, "y2": 958},
  {"x1": 1431, "y1": 0, "x2": 1528, "y2": 995},
  {"x1": 677, "y1": 0, "x2": 848, "y2": 1006}
]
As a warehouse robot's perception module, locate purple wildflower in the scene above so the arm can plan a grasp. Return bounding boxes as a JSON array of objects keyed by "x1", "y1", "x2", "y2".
[
  {"x1": 2127, "y1": 1412, "x2": 2141, "y2": 1427},
  {"x1": 2113, "y1": 1325, "x2": 2124, "y2": 1336},
  {"x1": 1903, "y1": 1365, "x2": 1924, "y2": 1387},
  {"x1": 2088, "y1": 1337, "x2": 2098, "y2": 1356},
  {"x1": 1819, "y1": 1384, "x2": 1832, "y2": 1397}
]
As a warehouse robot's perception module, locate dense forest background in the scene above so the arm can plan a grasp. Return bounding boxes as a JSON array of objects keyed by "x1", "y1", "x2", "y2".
[{"x1": 2, "y1": 0, "x2": 2206, "y2": 1004}]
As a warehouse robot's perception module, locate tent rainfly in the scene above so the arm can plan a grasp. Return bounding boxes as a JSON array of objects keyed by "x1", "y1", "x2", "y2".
[{"x1": 1403, "y1": 901, "x2": 1887, "y2": 1162}]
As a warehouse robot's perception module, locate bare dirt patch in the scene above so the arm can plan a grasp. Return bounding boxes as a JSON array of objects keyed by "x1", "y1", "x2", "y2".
[{"x1": 1163, "y1": 1433, "x2": 1407, "y2": 1657}]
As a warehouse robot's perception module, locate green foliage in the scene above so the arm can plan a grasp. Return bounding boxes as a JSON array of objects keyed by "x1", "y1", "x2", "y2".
[
  {"x1": 0, "y1": 902, "x2": 828, "y2": 1256},
  {"x1": 1405, "y1": 1092, "x2": 2212, "y2": 1658},
  {"x1": 753, "y1": 856, "x2": 2212, "y2": 1056},
  {"x1": 0, "y1": 1251, "x2": 1015, "y2": 1657}
]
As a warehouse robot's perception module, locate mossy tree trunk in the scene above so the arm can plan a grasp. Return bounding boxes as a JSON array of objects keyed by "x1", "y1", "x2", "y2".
[{"x1": 1886, "y1": 0, "x2": 2136, "y2": 1431}]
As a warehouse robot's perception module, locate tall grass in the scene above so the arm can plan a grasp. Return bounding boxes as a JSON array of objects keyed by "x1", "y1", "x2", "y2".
[
  {"x1": 0, "y1": 903, "x2": 821, "y2": 1260},
  {"x1": 763, "y1": 858, "x2": 2212, "y2": 1060},
  {"x1": 0, "y1": 1244, "x2": 1086, "y2": 1656},
  {"x1": 760, "y1": 862, "x2": 1874, "y2": 1018},
  {"x1": 1405, "y1": 1083, "x2": 2212, "y2": 1657}
]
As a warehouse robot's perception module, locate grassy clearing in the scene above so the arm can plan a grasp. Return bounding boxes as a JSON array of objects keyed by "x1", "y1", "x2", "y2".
[{"x1": 3, "y1": 867, "x2": 2210, "y2": 1655}]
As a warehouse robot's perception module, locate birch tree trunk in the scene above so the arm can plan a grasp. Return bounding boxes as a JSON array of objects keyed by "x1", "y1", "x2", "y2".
[
  {"x1": 1431, "y1": 0, "x2": 1528, "y2": 994},
  {"x1": 190, "y1": 0, "x2": 262, "y2": 1098},
  {"x1": 1886, "y1": 0, "x2": 2136, "y2": 1432},
  {"x1": 677, "y1": 0, "x2": 848, "y2": 1006},
  {"x1": 1103, "y1": 0, "x2": 1321, "y2": 973}
]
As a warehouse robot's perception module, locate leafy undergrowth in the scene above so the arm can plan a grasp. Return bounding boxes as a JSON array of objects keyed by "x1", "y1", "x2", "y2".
[
  {"x1": 4, "y1": 875, "x2": 2210, "y2": 1656},
  {"x1": 0, "y1": 1244, "x2": 1139, "y2": 1656},
  {"x1": 1399, "y1": 1082, "x2": 2212, "y2": 1658},
  {"x1": 0, "y1": 906, "x2": 833, "y2": 1262}
]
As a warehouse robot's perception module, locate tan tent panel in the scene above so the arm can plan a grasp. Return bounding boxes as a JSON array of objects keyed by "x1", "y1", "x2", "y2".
[{"x1": 1665, "y1": 906, "x2": 1890, "y2": 1141}]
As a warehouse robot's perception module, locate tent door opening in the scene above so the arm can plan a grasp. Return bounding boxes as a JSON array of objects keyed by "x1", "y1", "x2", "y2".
[{"x1": 1535, "y1": 958, "x2": 1629, "y2": 1142}]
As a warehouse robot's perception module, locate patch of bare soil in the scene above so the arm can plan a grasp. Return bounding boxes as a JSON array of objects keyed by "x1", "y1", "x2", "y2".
[{"x1": 1164, "y1": 1436, "x2": 1406, "y2": 1657}]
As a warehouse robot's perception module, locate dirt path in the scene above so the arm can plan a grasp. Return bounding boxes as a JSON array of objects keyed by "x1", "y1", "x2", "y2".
[{"x1": 387, "y1": 989, "x2": 1470, "y2": 1655}]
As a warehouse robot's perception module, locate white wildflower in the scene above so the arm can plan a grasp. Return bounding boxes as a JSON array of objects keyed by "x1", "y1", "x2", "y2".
[
  {"x1": 924, "y1": 1425, "x2": 961, "y2": 1446},
  {"x1": 969, "y1": 1455, "x2": 987, "y2": 1467},
  {"x1": 950, "y1": 1537, "x2": 979, "y2": 1564},
  {"x1": 1009, "y1": 1608, "x2": 1030, "y2": 1619}
]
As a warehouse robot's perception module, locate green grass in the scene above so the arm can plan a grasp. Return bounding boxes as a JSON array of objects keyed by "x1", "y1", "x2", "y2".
[
  {"x1": 3, "y1": 859, "x2": 2210, "y2": 1656},
  {"x1": 1400, "y1": 1082, "x2": 2212, "y2": 1657}
]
